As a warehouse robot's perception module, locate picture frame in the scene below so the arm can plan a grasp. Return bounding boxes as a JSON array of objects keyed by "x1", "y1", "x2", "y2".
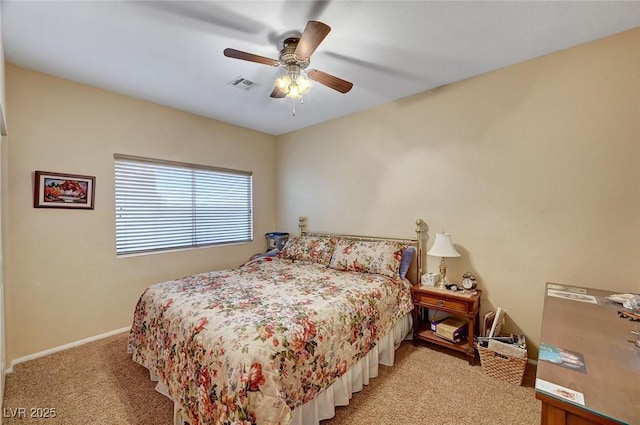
[{"x1": 33, "y1": 171, "x2": 96, "y2": 210}]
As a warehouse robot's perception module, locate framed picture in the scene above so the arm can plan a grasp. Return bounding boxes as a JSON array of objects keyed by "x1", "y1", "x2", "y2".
[{"x1": 34, "y1": 171, "x2": 96, "y2": 210}]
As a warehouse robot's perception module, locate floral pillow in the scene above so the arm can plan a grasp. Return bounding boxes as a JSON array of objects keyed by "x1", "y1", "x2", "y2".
[
  {"x1": 328, "y1": 239, "x2": 405, "y2": 279},
  {"x1": 278, "y1": 236, "x2": 337, "y2": 266}
]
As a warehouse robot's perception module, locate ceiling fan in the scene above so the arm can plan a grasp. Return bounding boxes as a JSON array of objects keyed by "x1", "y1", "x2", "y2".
[{"x1": 223, "y1": 21, "x2": 353, "y2": 102}]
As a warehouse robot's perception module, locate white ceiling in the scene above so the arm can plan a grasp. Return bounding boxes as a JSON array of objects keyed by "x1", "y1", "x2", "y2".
[{"x1": 2, "y1": 1, "x2": 639, "y2": 136}]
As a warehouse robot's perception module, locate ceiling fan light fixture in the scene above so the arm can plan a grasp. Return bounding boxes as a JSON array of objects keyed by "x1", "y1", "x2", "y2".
[
  {"x1": 276, "y1": 74, "x2": 292, "y2": 94},
  {"x1": 288, "y1": 85, "x2": 301, "y2": 99},
  {"x1": 276, "y1": 66, "x2": 312, "y2": 99},
  {"x1": 297, "y1": 74, "x2": 312, "y2": 94}
]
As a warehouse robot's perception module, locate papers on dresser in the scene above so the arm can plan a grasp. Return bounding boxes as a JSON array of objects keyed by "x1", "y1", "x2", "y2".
[
  {"x1": 535, "y1": 378, "x2": 585, "y2": 406},
  {"x1": 547, "y1": 288, "x2": 597, "y2": 304}
]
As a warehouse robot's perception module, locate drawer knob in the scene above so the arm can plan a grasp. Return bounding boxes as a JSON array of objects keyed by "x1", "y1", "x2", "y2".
[{"x1": 438, "y1": 300, "x2": 445, "y2": 307}]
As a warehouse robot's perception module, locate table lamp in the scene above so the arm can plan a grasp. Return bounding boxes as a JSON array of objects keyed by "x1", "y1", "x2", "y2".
[{"x1": 427, "y1": 231, "x2": 460, "y2": 289}]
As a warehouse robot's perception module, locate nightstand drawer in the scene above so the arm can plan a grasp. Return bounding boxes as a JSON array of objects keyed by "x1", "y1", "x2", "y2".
[{"x1": 413, "y1": 293, "x2": 468, "y2": 313}]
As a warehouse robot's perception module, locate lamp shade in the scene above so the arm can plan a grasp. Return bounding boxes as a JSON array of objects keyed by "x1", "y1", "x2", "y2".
[{"x1": 427, "y1": 233, "x2": 460, "y2": 258}]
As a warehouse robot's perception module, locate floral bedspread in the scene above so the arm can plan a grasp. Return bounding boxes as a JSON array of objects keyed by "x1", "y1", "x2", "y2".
[{"x1": 128, "y1": 257, "x2": 413, "y2": 425}]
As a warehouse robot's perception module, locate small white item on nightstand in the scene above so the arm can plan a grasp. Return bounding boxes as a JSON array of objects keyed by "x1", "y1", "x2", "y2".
[{"x1": 421, "y1": 272, "x2": 440, "y2": 287}]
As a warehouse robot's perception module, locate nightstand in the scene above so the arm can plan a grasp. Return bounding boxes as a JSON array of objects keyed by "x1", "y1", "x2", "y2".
[{"x1": 411, "y1": 285, "x2": 481, "y2": 365}]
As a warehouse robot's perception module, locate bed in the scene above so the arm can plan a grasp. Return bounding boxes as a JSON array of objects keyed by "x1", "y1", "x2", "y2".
[{"x1": 128, "y1": 217, "x2": 425, "y2": 425}]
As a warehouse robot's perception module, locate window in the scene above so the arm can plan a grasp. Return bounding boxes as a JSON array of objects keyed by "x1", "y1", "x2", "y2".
[{"x1": 115, "y1": 154, "x2": 253, "y2": 256}]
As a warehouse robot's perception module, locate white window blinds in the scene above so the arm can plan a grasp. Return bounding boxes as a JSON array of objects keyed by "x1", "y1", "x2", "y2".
[{"x1": 115, "y1": 155, "x2": 253, "y2": 255}]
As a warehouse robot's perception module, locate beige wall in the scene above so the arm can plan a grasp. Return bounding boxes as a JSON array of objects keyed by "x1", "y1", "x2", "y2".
[
  {"x1": 4, "y1": 64, "x2": 277, "y2": 363},
  {"x1": 277, "y1": 29, "x2": 640, "y2": 356}
]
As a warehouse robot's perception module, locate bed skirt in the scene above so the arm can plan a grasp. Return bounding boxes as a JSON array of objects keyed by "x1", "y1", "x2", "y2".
[{"x1": 149, "y1": 313, "x2": 412, "y2": 425}]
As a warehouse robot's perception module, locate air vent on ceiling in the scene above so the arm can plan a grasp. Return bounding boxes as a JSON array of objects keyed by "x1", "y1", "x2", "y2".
[{"x1": 228, "y1": 76, "x2": 257, "y2": 91}]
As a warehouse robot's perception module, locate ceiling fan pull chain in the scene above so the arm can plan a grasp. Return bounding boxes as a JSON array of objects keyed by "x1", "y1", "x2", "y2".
[{"x1": 292, "y1": 101, "x2": 296, "y2": 117}]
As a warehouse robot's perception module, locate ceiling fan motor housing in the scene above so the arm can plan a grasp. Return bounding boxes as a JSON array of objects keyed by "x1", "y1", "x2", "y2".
[{"x1": 279, "y1": 38, "x2": 310, "y2": 69}]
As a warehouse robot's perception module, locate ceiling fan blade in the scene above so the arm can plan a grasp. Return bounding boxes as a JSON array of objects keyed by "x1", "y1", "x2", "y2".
[
  {"x1": 223, "y1": 48, "x2": 280, "y2": 67},
  {"x1": 308, "y1": 69, "x2": 353, "y2": 94},
  {"x1": 279, "y1": 1, "x2": 331, "y2": 23},
  {"x1": 270, "y1": 86, "x2": 286, "y2": 98},
  {"x1": 294, "y1": 21, "x2": 331, "y2": 61},
  {"x1": 305, "y1": 1, "x2": 331, "y2": 21},
  {"x1": 324, "y1": 51, "x2": 419, "y2": 79},
  {"x1": 137, "y1": 1, "x2": 269, "y2": 35}
]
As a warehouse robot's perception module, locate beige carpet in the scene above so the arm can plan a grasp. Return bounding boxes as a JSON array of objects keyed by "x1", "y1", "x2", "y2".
[{"x1": 3, "y1": 332, "x2": 540, "y2": 424}]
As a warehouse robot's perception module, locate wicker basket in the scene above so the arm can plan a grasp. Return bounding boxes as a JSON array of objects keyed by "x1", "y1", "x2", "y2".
[{"x1": 478, "y1": 345, "x2": 527, "y2": 385}]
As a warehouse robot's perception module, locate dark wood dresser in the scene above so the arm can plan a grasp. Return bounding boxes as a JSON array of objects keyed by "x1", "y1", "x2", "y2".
[{"x1": 535, "y1": 283, "x2": 640, "y2": 425}]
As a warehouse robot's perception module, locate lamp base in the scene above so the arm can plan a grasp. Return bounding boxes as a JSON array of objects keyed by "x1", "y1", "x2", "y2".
[{"x1": 435, "y1": 257, "x2": 449, "y2": 289}]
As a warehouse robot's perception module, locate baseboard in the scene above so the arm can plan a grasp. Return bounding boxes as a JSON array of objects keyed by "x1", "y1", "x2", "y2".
[{"x1": 5, "y1": 326, "x2": 131, "y2": 374}]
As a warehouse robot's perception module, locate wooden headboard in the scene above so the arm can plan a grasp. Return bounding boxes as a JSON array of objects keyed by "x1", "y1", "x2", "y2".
[{"x1": 297, "y1": 217, "x2": 425, "y2": 286}]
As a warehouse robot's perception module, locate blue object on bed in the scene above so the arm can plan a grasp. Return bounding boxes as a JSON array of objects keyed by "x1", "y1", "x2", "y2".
[{"x1": 399, "y1": 246, "x2": 415, "y2": 279}]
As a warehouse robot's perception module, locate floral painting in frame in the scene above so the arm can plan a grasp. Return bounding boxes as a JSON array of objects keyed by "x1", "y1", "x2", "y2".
[{"x1": 33, "y1": 171, "x2": 95, "y2": 209}]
